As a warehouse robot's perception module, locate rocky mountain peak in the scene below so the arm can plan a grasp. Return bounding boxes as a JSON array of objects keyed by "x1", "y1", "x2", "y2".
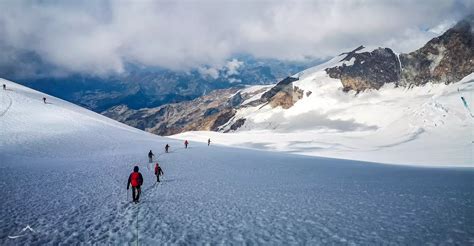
[
  {"x1": 326, "y1": 46, "x2": 401, "y2": 92},
  {"x1": 400, "y1": 14, "x2": 473, "y2": 86},
  {"x1": 325, "y1": 15, "x2": 473, "y2": 92}
]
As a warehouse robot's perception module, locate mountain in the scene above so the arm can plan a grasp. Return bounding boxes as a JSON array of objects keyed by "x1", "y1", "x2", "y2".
[
  {"x1": 103, "y1": 86, "x2": 271, "y2": 135},
  {"x1": 1, "y1": 79, "x2": 473, "y2": 245},
  {"x1": 399, "y1": 15, "x2": 474, "y2": 86},
  {"x1": 6, "y1": 56, "x2": 321, "y2": 112},
  {"x1": 325, "y1": 15, "x2": 473, "y2": 92},
  {"x1": 105, "y1": 16, "x2": 474, "y2": 166}
]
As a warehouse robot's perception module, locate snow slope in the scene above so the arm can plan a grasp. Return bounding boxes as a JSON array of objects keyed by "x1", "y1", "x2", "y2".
[
  {"x1": 1, "y1": 79, "x2": 474, "y2": 244},
  {"x1": 174, "y1": 57, "x2": 474, "y2": 167}
]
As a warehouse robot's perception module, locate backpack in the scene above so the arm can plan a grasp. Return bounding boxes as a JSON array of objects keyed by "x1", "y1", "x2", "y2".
[{"x1": 130, "y1": 172, "x2": 142, "y2": 187}]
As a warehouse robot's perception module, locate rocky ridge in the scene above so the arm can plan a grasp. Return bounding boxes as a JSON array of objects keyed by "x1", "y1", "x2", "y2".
[
  {"x1": 326, "y1": 15, "x2": 473, "y2": 92},
  {"x1": 103, "y1": 87, "x2": 268, "y2": 135}
]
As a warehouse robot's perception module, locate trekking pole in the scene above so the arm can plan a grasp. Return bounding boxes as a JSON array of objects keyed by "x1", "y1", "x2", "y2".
[{"x1": 127, "y1": 188, "x2": 129, "y2": 201}]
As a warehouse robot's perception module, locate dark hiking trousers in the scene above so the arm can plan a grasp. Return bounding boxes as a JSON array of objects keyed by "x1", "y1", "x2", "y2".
[{"x1": 132, "y1": 186, "x2": 141, "y2": 202}]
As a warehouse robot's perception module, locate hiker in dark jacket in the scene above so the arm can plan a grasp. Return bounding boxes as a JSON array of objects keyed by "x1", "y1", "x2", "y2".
[
  {"x1": 148, "y1": 150, "x2": 154, "y2": 163},
  {"x1": 154, "y1": 163, "x2": 164, "y2": 182}
]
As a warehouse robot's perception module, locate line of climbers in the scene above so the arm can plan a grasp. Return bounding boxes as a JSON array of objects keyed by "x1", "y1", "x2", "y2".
[
  {"x1": 128, "y1": 139, "x2": 211, "y2": 203},
  {"x1": 2, "y1": 83, "x2": 48, "y2": 103}
]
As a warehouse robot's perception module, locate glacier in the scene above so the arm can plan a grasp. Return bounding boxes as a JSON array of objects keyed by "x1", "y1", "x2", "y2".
[{"x1": 0, "y1": 79, "x2": 473, "y2": 244}]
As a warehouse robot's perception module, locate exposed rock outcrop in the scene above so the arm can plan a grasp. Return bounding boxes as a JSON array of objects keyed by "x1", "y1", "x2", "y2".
[
  {"x1": 326, "y1": 15, "x2": 473, "y2": 92},
  {"x1": 399, "y1": 15, "x2": 474, "y2": 86},
  {"x1": 211, "y1": 110, "x2": 236, "y2": 131},
  {"x1": 245, "y1": 77, "x2": 304, "y2": 109},
  {"x1": 268, "y1": 85, "x2": 304, "y2": 109},
  {"x1": 260, "y1": 77, "x2": 299, "y2": 101},
  {"x1": 326, "y1": 47, "x2": 401, "y2": 92},
  {"x1": 226, "y1": 118, "x2": 246, "y2": 132}
]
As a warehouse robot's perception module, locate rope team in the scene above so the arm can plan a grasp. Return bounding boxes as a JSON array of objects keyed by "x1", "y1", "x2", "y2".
[{"x1": 127, "y1": 139, "x2": 211, "y2": 203}]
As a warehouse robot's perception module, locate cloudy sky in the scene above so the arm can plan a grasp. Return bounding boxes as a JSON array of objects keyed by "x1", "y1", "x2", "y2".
[{"x1": 0, "y1": 0, "x2": 472, "y2": 77}]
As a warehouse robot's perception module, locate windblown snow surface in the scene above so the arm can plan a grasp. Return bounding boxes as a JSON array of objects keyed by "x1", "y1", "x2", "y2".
[
  {"x1": 1, "y1": 80, "x2": 473, "y2": 244},
  {"x1": 174, "y1": 57, "x2": 474, "y2": 167}
]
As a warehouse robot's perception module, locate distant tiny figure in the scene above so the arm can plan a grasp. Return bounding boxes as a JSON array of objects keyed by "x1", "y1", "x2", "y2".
[
  {"x1": 2, "y1": 84, "x2": 5, "y2": 90},
  {"x1": 127, "y1": 166, "x2": 143, "y2": 204},
  {"x1": 43, "y1": 97, "x2": 47, "y2": 104},
  {"x1": 208, "y1": 138, "x2": 211, "y2": 146},
  {"x1": 165, "y1": 144, "x2": 170, "y2": 153},
  {"x1": 154, "y1": 163, "x2": 164, "y2": 182},
  {"x1": 148, "y1": 150, "x2": 154, "y2": 163},
  {"x1": 184, "y1": 140, "x2": 189, "y2": 149}
]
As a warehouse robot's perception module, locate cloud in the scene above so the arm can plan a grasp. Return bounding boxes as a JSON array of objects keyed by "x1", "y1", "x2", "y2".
[
  {"x1": 0, "y1": 0, "x2": 472, "y2": 77},
  {"x1": 225, "y1": 59, "x2": 244, "y2": 77},
  {"x1": 229, "y1": 78, "x2": 242, "y2": 83},
  {"x1": 198, "y1": 67, "x2": 220, "y2": 79},
  {"x1": 198, "y1": 58, "x2": 243, "y2": 79}
]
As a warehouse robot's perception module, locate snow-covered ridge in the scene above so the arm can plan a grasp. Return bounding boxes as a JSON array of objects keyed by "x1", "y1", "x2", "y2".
[{"x1": 0, "y1": 79, "x2": 162, "y2": 159}]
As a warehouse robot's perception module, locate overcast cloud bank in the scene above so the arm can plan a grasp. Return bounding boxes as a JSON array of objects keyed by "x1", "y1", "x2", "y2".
[{"x1": 0, "y1": 0, "x2": 473, "y2": 77}]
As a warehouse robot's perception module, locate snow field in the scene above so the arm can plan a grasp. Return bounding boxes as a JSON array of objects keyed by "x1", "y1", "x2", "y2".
[{"x1": 1, "y1": 79, "x2": 473, "y2": 244}]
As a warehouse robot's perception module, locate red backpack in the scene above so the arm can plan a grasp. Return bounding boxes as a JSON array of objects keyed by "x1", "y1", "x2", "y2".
[{"x1": 130, "y1": 172, "x2": 141, "y2": 187}]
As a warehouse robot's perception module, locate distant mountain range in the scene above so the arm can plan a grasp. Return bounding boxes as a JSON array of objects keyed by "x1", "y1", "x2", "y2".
[
  {"x1": 6, "y1": 55, "x2": 322, "y2": 112},
  {"x1": 103, "y1": 15, "x2": 474, "y2": 136}
]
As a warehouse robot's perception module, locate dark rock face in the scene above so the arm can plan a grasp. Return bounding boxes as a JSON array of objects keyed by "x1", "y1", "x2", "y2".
[
  {"x1": 245, "y1": 77, "x2": 303, "y2": 109},
  {"x1": 228, "y1": 92, "x2": 243, "y2": 107},
  {"x1": 260, "y1": 77, "x2": 299, "y2": 101},
  {"x1": 203, "y1": 108, "x2": 219, "y2": 116},
  {"x1": 399, "y1": 16, "x2": 474, "y2": 86},
  {"x1": 211, "y1": 110, "x2": 236, "y2": 131},
  {"x1": 227, "y1": 118, "x2": 246, "y2": 132},
  {"x1": 268, "y1": 85, "x2": 304, "y2": 109},
  {"x1": 326, "y1": 47, "x2": 401, "y2": 92},
  {"x1": 326, "y1": 15, "x2": 474, "y2": 92}
]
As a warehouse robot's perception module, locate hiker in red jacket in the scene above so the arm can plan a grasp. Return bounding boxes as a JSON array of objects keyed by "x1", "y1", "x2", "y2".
[
  {"x1": 127, "y1": 166, "x2": 143, "y2": 203},
  {"x1": 154, "y1": 163, "x2": 164, "y2": 182},
  {"x1": 184, "y1": 140, "x2": 189, "y2": 149}
]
